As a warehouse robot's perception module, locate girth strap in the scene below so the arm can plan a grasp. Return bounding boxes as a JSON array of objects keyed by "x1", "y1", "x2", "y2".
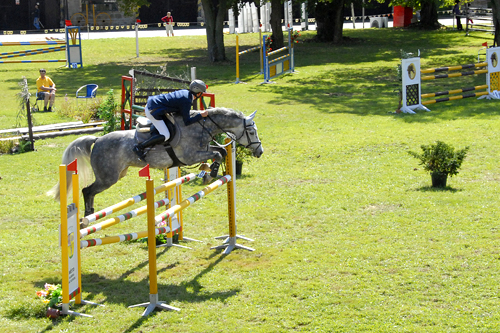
[{"x1": 164, "y1": 143, "x2": 185, "y2": 167}]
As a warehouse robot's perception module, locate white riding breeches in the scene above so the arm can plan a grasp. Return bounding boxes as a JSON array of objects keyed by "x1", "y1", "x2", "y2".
[{"x1": 145, "y1": 105, "x2": 170, "y2": 141}]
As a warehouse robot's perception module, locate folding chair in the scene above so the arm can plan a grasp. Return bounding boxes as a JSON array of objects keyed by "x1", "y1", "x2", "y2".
[
  {"x1": 31, "y1": 91, "x2": 45, "y2": 113},
  {"x1": 76, "y1": 84, "x2": 98, "y2": 105}
]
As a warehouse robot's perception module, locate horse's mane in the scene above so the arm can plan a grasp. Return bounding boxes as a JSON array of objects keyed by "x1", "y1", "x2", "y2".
[{"x1": 207, "y1": 107, "x2": 245, "y2": 119}]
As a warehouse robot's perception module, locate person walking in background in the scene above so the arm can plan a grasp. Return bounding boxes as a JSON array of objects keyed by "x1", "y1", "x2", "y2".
[
  {"x1": 33, "y1": 3, "x2": 41, "y2": 30},
  {"x1": 453, "y1": 0, "x2": 463, "y2": 31},
  {"x1": 36, "y1": 69, "x2": 56, "y2": 112},
  {"x1": 161, "y1": 12, "x2": 174, "y2": 36}
]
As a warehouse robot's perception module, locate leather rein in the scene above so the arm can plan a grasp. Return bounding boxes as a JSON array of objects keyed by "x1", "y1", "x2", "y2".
[{"x1": 199, "y1": 115, "x2": 262, "y2": 151}]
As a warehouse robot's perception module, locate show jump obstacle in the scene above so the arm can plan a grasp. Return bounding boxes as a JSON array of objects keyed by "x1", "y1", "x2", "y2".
[
  {"x1": 59, "y1": 140, "x2": 253, "y2": 317},
  {"x1": 235, "y1": 29, "x2": 264, "y2": 84},
  {"x1": 0, "y1": 26, "x2": 82, "y2": 67},
  {"x1": 400, "y1": 47, "x2": 500, "y2": 113},
  {"x1": 262, "y1": 28, "x2": 295, "y2": 84}
]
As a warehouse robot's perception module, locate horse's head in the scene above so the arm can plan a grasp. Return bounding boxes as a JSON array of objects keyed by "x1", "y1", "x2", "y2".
[{"x1": 239, "y1": 110, "x2": 264, "y2": 158}]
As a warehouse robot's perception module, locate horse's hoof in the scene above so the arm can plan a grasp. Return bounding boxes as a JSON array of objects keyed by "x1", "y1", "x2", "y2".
[
  {"x1": 79, "y1": 221, "x2": 89, "y2": 229},
  {"x1": 199, "y1": 163, "x2": 211, "y2": 172},
  {"x1": 209, "y1": 161, "x2": 220, "y2": 178}
]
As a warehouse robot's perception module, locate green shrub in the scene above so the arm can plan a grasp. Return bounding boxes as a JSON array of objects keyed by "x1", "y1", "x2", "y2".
[
  {"x1": 408, "y1": 141, "x2": 469, "y2": 177},
  {"x1": 98, "y1": 89, "x2": 120, "y2": 134}
]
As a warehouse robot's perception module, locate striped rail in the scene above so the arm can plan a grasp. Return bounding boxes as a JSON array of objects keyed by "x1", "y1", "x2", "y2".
[
  {"x1": 155, "y1": 175, "x2": 231, "y2": 225},
  {"x1": 0, "y1": 59, "x2": 67, "y2": 64},
  {"x1": 80, "y1": 198, "x2": 170, "y2": 237},
  {"x1": 239, "y1": 45, "x2": 261, "y2": 55},
  {"x1": 422, "y1": 69, "x2": 488, "y2": 81},
  {"x1": 399, "y1": 48, "x2": 500, "y2": 113},
  {"x1": 267, "y1": 46, "x2": 288, "y2": 57},
  {"x1": 82, "y1": 172, "x2": 197, "y2": 225},
  {"x1": 0, "y1": 41, "x2": 66, "y2": 46},
  {"x1": 81, "y1": 226, "x2": 171, "y2": 248},
  {"x1": 0, "y1": 45, "x2": 66, "y2": 58},
  {"x1": 420, "y1": 62, "x2": 487, "y2": 74}
]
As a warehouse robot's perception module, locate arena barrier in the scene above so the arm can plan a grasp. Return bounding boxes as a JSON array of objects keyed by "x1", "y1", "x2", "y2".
[
  {"x1": 261, "y1": 28, "x2": 295, "y2": 84},
  {"x1": 400, "y1": 47, "x2": 500, "y2": 113},
  {"x1": 0, "y1": 26, "x2": 82, "y2": 67},
  {"x1": 59, "y1": 140, "x2": 252, "y2": 317},
  {"x1": 235, "y1": 30, "x2": 264, "y2": 84}
]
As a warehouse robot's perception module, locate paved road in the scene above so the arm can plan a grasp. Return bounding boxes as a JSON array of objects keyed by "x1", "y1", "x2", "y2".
[{"x1": 0, "y1": 18, "x2": 456, "y2": 42}]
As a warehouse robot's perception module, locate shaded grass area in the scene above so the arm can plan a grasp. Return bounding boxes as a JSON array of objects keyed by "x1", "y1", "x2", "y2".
[{"x1": 1, "y1": 27, "x2": 500, "y2": 332}]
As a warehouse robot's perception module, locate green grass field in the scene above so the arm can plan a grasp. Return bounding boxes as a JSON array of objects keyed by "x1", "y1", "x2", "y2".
[{"x1": 1, "y1": 27, "x2": 500, "y2": 332}]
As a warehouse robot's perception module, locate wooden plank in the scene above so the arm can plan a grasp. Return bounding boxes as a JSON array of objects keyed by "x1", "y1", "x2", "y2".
[
  {"x1": 0, "y1": 121, "x2": 83, "y2": 135},
  {"x1": 0, "y1": 127, "x2": 103, "y2": 142},
  {"x1": 17, "y1": 121, "x2": 106, "y2": 134}
]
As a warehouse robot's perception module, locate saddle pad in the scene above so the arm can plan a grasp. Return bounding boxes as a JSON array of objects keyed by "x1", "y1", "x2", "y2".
[{"x1": 134, "y1": 115, "x2": 181, "y2": 147}]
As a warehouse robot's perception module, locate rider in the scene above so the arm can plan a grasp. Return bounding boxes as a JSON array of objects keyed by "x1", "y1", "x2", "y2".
[{"x1": 133, "y1": 80, "x2": 209, "y2": 161}]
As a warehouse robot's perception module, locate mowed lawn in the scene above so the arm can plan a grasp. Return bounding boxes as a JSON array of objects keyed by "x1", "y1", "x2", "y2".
[{"x1": 0, "y1": 26, "x2": 499, "y2": 332}]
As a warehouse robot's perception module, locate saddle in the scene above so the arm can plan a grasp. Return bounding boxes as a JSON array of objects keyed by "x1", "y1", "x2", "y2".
[
  {"x1": 134, "y1": 114, "x2": 186, "y2": 166},
  {"x1": 134, "y1": 114, "x2": 181, "y2": 147}
]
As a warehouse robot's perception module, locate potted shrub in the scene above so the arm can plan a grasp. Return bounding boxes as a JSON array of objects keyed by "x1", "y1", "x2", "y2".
[
  {"x1": 235, "y1": 144, "x2": 253, "y2": 175},
  {"x1": 408, "y1": 141, "x2": 469, "y2": 187}
]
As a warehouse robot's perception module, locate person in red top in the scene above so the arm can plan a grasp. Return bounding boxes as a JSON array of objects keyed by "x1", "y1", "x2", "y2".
[{"x1": 161, "y1": 12, "x2": 174, "y2": 37}]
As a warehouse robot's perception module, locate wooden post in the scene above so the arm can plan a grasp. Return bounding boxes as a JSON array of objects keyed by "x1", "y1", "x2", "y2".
[{"x1": 25, "y1": 99, "x2": 34, "y2": 151}]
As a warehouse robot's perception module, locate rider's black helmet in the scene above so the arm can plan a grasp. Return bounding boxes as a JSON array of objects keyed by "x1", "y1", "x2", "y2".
[{"x1": 189, "y1": 80, "x2": 207, "y2": 94}]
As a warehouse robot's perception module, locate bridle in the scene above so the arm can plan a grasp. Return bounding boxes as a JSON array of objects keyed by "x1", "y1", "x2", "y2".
[{"x1": 199, "y1": 115, "x2": 262, "y2": 151}]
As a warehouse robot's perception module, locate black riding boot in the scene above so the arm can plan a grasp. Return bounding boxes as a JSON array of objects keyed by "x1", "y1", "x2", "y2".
[{"x1": 133, "y1": 134, "x2": 165, "y2": 161}]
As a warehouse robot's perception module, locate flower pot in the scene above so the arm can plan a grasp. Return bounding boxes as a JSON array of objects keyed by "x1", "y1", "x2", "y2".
[
  {"x1": 235, "y1": 161, "x2": 243, "y2": 175},
  {"x1": 431, "y1": 172, "x2": 448, "y2": 188},
  {"x1": 46, "y1": 307, "x2": 60, "y2": 319}
]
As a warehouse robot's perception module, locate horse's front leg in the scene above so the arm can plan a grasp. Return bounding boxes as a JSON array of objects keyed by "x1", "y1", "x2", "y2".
[{"x1": 185, "y1": 150, "x2": 224, "y2": 177}]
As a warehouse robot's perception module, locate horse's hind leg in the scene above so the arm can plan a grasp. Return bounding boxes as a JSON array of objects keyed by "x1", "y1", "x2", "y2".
[{"x1": 81, "y1": 174, "x2": 121, "y2": 225}]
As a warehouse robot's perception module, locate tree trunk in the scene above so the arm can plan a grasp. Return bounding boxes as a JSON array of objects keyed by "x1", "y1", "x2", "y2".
[
  {"x1": 315, "y1": 0, "x2": 345, "y2": 44},
  {"x1": 201, "y1": 0, "x2": 227, "y2": 62},
  {"x1": 420, "y1": 0, "x2": 440, "y2": 29},
  {"x1": 492, "y1": 0, "x2": 500, "y2": 46},
  {"x1": 270, "y1": 0, "x2": 284, "y2": 49}
]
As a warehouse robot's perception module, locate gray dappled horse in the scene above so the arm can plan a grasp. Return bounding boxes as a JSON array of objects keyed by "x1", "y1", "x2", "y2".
[{"x1": 49, "y1": 107, "x2": 263, "y2": 225}]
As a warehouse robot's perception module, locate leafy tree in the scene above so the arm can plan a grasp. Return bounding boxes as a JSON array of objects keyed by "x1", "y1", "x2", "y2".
[
  {"x1": 116, "y1": 0, "x2": 150, "y2": 16},
  {"x1": 270, "y1": 0, "x2": 285, "y2": 48},
  {"x1": 491, "y1": 0, "x2": 500, "y2": 46},
  {"x1": 201, "y1": 0, "x2": 231, "y2": 62},
  {"x1": 316, "y1": 0, "x2": 346, "y2": 43}
]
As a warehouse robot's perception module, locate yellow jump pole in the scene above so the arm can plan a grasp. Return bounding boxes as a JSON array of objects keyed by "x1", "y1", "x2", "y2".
[
  {"x1": 60, "y1": 160, "x2": 101, "y2": 317},
  {"x1": 60, "y1": 165, "x2": 69, "y2": 308},
  {"x1": 129, "y1": 176, "x2": 180, "y2": 316},
  {"x1": 211, "y1": 139, "x2": 255, "y2": 254},
  {"x1": 235, "y1": 33, "x2": 241, "y2": 83}
]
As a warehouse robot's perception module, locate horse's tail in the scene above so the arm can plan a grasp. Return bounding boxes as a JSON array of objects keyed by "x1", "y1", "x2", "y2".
[{"x1": 47, "y1": 135, "x2": 99, "y2": 201}]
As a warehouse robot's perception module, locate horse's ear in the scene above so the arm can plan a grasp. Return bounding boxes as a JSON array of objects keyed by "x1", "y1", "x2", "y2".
[{"x1": 246, "y1": 110, "x2": 257, "y2": 122}]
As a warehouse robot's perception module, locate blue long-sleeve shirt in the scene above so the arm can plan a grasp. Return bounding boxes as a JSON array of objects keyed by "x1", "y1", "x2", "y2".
[{"x1": 147, "y1": 89, "x2": 201, "y2": 126}]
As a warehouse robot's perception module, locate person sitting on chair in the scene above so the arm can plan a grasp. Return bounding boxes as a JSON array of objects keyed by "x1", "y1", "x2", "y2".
[
  {"x1": 133, "y1": 80, "x2": 209, "y2": 161},
  {"x1": 36, "y1": 68, "x2": 56, "y2": 112}
]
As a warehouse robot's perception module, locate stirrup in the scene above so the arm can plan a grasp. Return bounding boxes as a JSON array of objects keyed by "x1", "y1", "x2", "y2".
[{"x1": 133, "y1": 146, "x2": 147, "y2": 162}]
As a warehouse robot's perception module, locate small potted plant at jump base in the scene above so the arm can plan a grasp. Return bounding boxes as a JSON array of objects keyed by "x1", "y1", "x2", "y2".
[
  {"x1": 235, "y1": 143, "x2": 253, "y2": 175},
  {"x1": 408, "y1": 141, "x2": 469, "y2": 188}
]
